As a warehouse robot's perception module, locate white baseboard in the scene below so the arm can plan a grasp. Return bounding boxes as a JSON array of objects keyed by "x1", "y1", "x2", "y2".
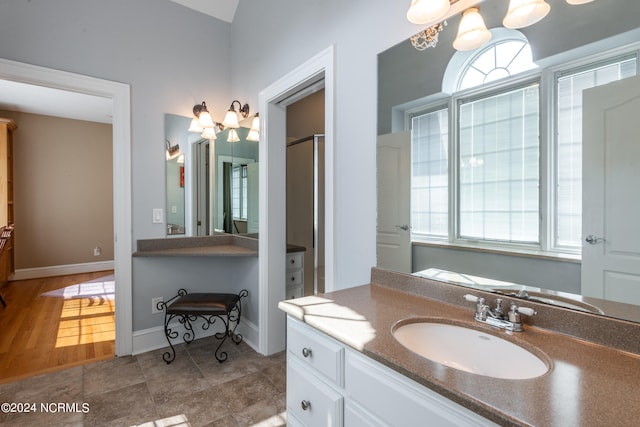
[
  {"x1": 131, "y1": 318, "x2": 259, "y2": 356},
  {"x1": 12, "y1": 261, "x2": 115, "y2": 280}
]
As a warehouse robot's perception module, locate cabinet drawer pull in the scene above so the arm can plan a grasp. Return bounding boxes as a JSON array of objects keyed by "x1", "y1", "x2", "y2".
[
  {"x1": 301, "y1": 400, "x2": 311, "y2": 411},
  {"x1": 302, "y1": 347, "x2": 312, "y2": 358},
  {"x1": 290, "y1": 276, "x2": 296, "y2": 281}
]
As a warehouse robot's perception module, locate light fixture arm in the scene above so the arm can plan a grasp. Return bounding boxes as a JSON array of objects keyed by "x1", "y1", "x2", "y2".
[
  {"x1": 228, "y1": 100, "x2": 250, "y2": 119},
  {"x1": 192, "y1": 101, "x2": 208, "y2": 118}
]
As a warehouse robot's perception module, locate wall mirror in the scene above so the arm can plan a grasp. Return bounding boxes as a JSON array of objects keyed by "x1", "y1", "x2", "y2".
[
  {"x1": 377, "y1": 1, "x2": 640, "y2": 324},
  {"x1": 164, "y1": 113, "x2": 259, "y2": 237}
]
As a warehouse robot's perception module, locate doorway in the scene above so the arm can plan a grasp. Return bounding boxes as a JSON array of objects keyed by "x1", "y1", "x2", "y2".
[
  {"x1": 258, "y1": 46, "x2": 335, "y2": 355},
  {"x1": 0, "y1": 58, "x2": 133, "y2": 356}
]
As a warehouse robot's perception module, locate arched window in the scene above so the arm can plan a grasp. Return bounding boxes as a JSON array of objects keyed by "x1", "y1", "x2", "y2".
[
  {"x1": 458, "y1": 39, "x2": 536, "y2": 90},
  {"x1": 442, "y1": 28, "x2": 537, "y2": 93}
]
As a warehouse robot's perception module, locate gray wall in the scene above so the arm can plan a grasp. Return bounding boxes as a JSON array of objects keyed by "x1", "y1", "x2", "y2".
[
  {"x1": 133, "y1": 256, "x2": 258, "y2": 331},
  {"x1": 413, "y1": 245, "x2": 581, "y2": 294},
  {"x1": 230, "y1": 0, "x2": 423, "y2": 289}
]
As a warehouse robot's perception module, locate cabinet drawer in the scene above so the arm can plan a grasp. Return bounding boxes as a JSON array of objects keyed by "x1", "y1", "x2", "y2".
[
  {"x1": 286, "y1": 284, "x2": 304, "y2": 300},
  {"x1": 287, "y1": 317, "x2": 344, "y2": 386},
  {"x1": 287, "y1": 252, "x2": 304, "y2": 270},
  {"x1": 287, "y1": 355, "x2": 343, "y2": 427},
  {"x1": 287, "y1": 269, "x2": 303, "y2": 286}
]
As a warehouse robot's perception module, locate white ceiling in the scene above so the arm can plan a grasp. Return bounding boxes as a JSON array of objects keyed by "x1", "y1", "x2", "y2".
[
  {"x1": 169, "y1": 0, "x2": 239, "y2": 23},
  {"x1": 0, "y1": 79, "x2": 114, "y2": 124},
  {"x1": 0, "y1": 1, "x2": 239, "y2": 124}
]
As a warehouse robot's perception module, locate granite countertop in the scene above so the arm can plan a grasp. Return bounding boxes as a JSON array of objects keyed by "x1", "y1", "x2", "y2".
[
  {"x1": 133, "y1": 235, "x2": 258, "y2": 257},
  {"x1": 279, "y1": 269, "x2": 640, "y2": 426}
]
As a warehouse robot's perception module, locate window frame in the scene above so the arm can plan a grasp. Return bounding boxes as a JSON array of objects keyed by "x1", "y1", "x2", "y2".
[{"x1": 408, "y1": 37, "x2": 640, "y2": 259}]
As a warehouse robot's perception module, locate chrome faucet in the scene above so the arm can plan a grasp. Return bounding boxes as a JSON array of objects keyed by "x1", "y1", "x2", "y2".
[{"x1": 464, "y1": 294, "x2": 536, "y2": 332}]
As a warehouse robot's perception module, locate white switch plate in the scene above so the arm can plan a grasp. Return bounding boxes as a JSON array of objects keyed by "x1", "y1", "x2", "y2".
[{"x1": 152, "y1": 208, "x2": 164, "y2": 224}]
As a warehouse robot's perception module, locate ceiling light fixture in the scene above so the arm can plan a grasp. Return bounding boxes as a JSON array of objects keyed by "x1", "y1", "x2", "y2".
[
  {"x1": 503, "y1": 0, "x2": 551, "y2": 29},
  {"x1": 566, "y1": 0, "x2": 593, "y2": 4},
  {"x1": 222, "y1": 100, "x2": 250, "y2": 129},
  {"x1": 410, "y1": 22, "x2": 447, "y2": 50}
]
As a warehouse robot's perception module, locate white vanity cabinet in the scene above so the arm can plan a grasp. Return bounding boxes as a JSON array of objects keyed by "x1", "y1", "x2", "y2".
[
  {"x1": 286, "y1": 316, "x2": 497, "y2": 427},
  {"x1": 286, "y1": 251, "x2": 304, "y2": 299}
]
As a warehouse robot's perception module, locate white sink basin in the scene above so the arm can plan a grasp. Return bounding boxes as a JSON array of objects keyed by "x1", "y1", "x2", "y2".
[{"x1": 393, "y1": 321, "x2": 550, "y2": 379}]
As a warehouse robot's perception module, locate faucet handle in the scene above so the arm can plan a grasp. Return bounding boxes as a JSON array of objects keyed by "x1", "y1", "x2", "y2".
[
  {"x1": 464, "y1": 294, "x2": 479, "y2": 303},
  {"x1": 513, "y1": 305, "x2": 537, "y2": 317}
]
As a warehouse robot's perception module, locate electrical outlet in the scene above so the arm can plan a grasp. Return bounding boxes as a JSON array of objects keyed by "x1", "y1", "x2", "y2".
[
  {"x1": 152, "y1": 297, "x2": 164, "y2": 314},
  {"x1": 93, "y1": 246, "x2": 101, "y2": 256}
]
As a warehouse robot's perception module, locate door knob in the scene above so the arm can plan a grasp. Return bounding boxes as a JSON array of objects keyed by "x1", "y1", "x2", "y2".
[
  {"x1": 585, "y1": 235, "x2": 605, "y2": 245},
  {"x1": 395, "y1": 224, "x2": 409, "y2": 231}
]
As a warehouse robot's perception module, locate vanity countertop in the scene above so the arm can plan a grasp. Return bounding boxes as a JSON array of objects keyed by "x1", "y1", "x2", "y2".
[
  {"x1": 133, "y1": 235, "x2": 258, "y2": 257},
  {"x1": 278, "y1": 270, "x2": 640, "y2": 426}
]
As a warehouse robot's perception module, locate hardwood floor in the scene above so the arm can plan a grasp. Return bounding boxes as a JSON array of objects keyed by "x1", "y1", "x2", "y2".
[{"x1": 0, "y1": 271, "x2": 115, "y2": 384}]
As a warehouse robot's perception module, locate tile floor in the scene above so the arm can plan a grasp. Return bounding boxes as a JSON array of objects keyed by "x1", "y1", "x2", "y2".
[{"x1": 0, "y1": 337, "x2": 286, "y2": 427}]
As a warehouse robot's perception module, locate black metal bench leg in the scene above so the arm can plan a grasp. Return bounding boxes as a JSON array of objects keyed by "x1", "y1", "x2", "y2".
[{"x1": 0, "y1": 291, "x2": 6, "y2": 307}]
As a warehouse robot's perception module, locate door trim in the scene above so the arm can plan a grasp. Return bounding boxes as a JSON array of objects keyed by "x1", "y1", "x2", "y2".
[
  {"x1": 258, "y1": 46, "x2": 335, "y2": 355},
  {"x1": 0, "y1": 58, "x2": 133, "y2": 356}
]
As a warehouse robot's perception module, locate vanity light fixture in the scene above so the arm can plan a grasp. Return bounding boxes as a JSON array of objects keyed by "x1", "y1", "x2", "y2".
[
  {"x1": 566, "y1": 0, "x2": 593, "y2": 4},
  {"x1": 246, "y1": 112, "x2": 260, "y2": 142},
  {"x1": 222, "y1": 100, "x2": 250, "y2": 129},
  {"x1": 192, "y1": 101, "x2": 215, "y2": 128},
  {"x1": 227, "y1": 128, "x2": 240, "y2": 143},
  {"x1": 408, "y1": 0, "x2": 589, "y2": 52},
  {"x1": 201, "y1": 126, "x2": 217, "y2": 140},
  {"x1": 503, "y1": 0, "x2": 551, "y2": 29},
  {"x1": 453, "y1": 7, "x2": 491, "y2": 51},
  {"x1": 406, "y1": 0, "x2": 450, "y2": 25},
  {"x1": 166, "y1": 139, "x2": 180, "y2": 160}
]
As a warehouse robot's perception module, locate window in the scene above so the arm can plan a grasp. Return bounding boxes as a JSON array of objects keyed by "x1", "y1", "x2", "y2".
[
  {"x1": 231, "y1": 164, "x2": 248, "y2": 220},
  {"x1": 554, "y1": 55, "x2": 638, "y2": 248},
  {"x1": 410, "y1": 33, "x2": 638, "y2": 256},
  {"x1": 458, "y1": 83, "x2": 540, "y2": 243},
  {"x1": 411, "y1": 109, "x2": 449, "y2": 237}
]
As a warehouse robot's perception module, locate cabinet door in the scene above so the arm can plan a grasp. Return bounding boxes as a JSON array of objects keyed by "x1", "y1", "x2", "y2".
[
  {"x1": 346, "y1": 350, "x2": 497, "y2": 426},
  {"x1": 287, "y1": 355, "x2": 343, "y2": 427}
]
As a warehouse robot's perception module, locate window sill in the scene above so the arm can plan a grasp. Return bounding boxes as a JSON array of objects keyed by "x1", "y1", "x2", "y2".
[{"x1": 411, "y1": 239, "x2": 581, "y2": 264}]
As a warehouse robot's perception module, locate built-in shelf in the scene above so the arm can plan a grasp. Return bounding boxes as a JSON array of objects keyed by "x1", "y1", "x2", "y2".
[{"x1": 133, "y1": 235, "x2": 258, "y2": 257}]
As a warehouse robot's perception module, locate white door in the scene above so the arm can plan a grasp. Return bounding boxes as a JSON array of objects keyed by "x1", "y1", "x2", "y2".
[
  {"x1": 376, "y1": 132, "x2": 411, "y2": 273},
  {"x1": 582, "y1": 74, "x2": 640, "y2": 304}
]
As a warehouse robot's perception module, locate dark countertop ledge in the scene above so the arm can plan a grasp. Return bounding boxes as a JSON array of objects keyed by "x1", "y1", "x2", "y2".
[{"x1": 133, "y1": 234, "x2": 257, "y2": 257}]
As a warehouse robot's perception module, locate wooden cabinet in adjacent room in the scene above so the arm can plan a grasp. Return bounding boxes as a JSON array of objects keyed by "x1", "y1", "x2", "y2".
[{"x1": 0, "y1": 118, "x2": 16, "y2": 285}]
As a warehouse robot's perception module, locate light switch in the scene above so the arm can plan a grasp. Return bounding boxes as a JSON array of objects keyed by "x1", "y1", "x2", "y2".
[{"x1": 152, "y1": 208, "x2": 164, "y2": 224}]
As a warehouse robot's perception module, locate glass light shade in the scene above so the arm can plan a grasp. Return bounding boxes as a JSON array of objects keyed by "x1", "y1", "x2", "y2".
[
  {"x1": 188, "y1": 118, "x2": 203, "y2": 133},
  {"x1": 227, "y1": 128, "x2": 240, "y2": 143},
  {"x1": 246, "y1": 129, "x2": 260, "y2": 142},
  {"x1": 177, "y1": 154, "x2": 185, "y2": 164},
  {"x1": 201, "y1": 127, "x2": 217, "y2": 140},
  {"x1": 453, "y1": 8, "x2": 492, "y2": 51},
  {"x1": 566, "y1": 0, "x2": 593, "y2": 4},
  {"x1": 198, "y1": 110, "x2": 215, "y2": 128},
  {"x1": 503, "y1": 0, "x2": 551, "y2": 29},
  {"x1": 406, "y1": 0, "x2": 450, "y2": 25},
  {"x1": 222, "y1": 109, "x2": 240, "y2": 129}
]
